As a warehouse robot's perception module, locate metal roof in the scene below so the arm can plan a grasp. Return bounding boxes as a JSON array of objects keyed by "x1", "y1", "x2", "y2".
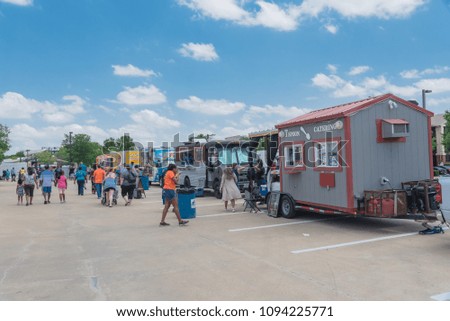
[{"x1": 276, "y1": 93, "x2": 434, "y2": 129}]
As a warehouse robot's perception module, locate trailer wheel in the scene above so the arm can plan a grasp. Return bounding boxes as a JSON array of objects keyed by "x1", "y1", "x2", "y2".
[
  {"x1": 280, "y1": 195, "x2": 296, "y2": 219},
  {"x1": 213, "y1": 180, "x2": 222, "y2": 199}
]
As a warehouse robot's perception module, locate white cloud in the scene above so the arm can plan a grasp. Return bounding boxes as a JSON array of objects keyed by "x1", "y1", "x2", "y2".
[
  {"x1": 115, "y1": 85, "x2": 167, "y2": 105},
  {"x1": 177, "y1": 0, "x2": 249, "y2": 21},
  {"x1": 427, "y1": 97, "x2": 450, "y2": 108},
  {"x1": 248, "y1": 104, "x2": 311, "y2": 118},
  {"x1": 312, "y1": 65, "x2": 450, "y2": 99},
  {"x1": 298, "y1": 0, "x2": 426, "y2": 19},
  {"x1": 312, "y1": 73, "x2": 346, "y2": 89},
  {"x1": 9, "y1": 123, "x2": 110, "y2": 153},
  {"x1": 0, "y1": 0, "x2": 33, "y2": 6},
  {"x1": 324, "y1": 24, "x2": 338, "y2": 34},
  {"x1": 400, "y1": 66, "x2": 450, "y2": 79},
  {"x1": 400, "y1": 69, "x2": 420, "y2": 79},
  {"x1": 42, "y1": 112, "x2": 75, "y2": 124},
  {"x1": 130, "y1": 109, "x2": 181, "y2": 128},
  {"x1": 327, "y1": 64, "x2": 338, "y2": 74},
  {"x1": 349, "y1": 65, "x2": 371, "y2": 76},
  {"x1": 112, "y1": 64, "x2": 157, "y2": 77},
  {"x1": 0, "y1": 92, "x2": 85, "y2": 122},
  {"x1": 176, "y1": 96, "x2": 245, "y2": 115},
  {"x1": 178, "y1": 43, "x2": 219, "y2": 61},
  {"x1": 178, "y1": 0, "x2": 426, "y2": 32},
  {"x1": 414, "y1": 78, "x2": 450, "y2": 94},
  {"x1": 245, "y1": 1, "x2": 300, "y2": 31}
]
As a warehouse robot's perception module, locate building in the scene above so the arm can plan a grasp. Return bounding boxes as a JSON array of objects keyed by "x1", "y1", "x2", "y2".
[{"x1": 431, "y1": 114, "x2": 448, "y2": 165}]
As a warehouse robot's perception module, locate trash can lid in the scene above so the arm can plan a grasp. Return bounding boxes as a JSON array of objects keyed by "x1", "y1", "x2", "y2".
[{"x1": 177, "y1": 187, "x2": 196, "y2": 194}]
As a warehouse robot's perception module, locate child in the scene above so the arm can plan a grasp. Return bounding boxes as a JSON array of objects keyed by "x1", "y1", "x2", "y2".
[
  {"x1": 57, "y1": 170, "x2": 68, "y2": 203},
  {"x1": 16, "y1": 178, "x2": 24, "y2": 205}
]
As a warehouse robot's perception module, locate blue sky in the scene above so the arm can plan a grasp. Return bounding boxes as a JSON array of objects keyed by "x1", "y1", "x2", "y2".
[{"x1": 1, "y1": 0, "x2": 450, "y2": 153}]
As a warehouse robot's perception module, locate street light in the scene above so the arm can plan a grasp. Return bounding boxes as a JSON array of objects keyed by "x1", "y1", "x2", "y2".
[
  {"x1": 26, "y1": 149, "x2": 30, "y2": 167},
  {"x1": 422, "y1": 89, "x2": 432, "y2": 109}
]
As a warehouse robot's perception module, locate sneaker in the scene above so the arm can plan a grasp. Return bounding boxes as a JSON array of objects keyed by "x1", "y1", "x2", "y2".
[
  {"x1": 179, "y1": 220, "x2": 189, "y2": 226},
  {"x1": 160, "y1": 222, "x2": 170, "y2": 226},
  {"x1": 44, "y1": 201, "x2": 48, "y2": 204},
  {"x1": 232, "y1": 208, "x2": 236, "y2": 213}
]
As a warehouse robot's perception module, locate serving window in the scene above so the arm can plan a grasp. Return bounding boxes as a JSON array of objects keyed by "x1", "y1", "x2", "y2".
[
  {"x1": 282, "y1": 142, "x2": 305, "y2": 172},
  {"x1": 314, "y1": 141, "x2": 340, "y2": 168}
]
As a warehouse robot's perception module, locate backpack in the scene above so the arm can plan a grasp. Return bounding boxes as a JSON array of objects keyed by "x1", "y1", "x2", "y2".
[{"x1": 126, "y1": 170, "x2": 137, "y2": 184}]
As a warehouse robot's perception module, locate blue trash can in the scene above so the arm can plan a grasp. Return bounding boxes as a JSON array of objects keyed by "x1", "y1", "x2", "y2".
[
  {"x1": 140, "y1": 175, "x2": 149, "y2": 190},
  {"x1": 177, "y1": 187, "x2": 196, "y2": 219}
]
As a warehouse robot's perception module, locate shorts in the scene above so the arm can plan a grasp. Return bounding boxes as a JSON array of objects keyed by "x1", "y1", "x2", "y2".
[
  {"x1": 24, "y1": 184, "x2": 35, "y2": 197},
  {"x1": 105, "y1": 187, "x2": 116, "y2": 192},
  {"x1": 42, "y1": 186, "x2": 52, "y2": 194},
  {"x1": 58, "y1": 188, "x2": 66, "y2": 194},
  {"x1": 121, "y1": 185, "x2": 134, "y2": 200},
  {"x1": 163, "y1": 189, "x2": 177, "y2": 202}
]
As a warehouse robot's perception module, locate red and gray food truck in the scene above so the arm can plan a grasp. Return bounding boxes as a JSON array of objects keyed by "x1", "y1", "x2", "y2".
[{"x1": 263, "y1": 93, "x2": 445, "y2": 226}]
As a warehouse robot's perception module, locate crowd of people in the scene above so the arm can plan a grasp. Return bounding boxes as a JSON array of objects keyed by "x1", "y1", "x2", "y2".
[{"x1": 3, "y1": 158, "x2": 269, "y2": 227}]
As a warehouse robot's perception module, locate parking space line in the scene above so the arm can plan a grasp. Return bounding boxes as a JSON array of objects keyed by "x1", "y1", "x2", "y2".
[
  {"x1": 291, "y1": 232, "x2": 418, "y2": 254},
  {"x1": 197, "y1": 212, "x2": 243, "y2": 218},
  {"x1": 229, "y1": 217, "x2": 339, "y2": 232},
  {"x1": 430, "y1": 292, "x2": 450, "y2": 301}
]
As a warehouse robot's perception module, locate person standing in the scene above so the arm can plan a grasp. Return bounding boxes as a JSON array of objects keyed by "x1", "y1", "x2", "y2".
[
  {"x1": 16, "y1": 178, "x2": 24, "y2": 205},
  {"x1": 53, "y1": 165, "x2": 62, "y2": 187},
  {"x1": 11, "y1": 167, "x2": 16, "y2": 182},
  {"x1": 57, "y1": 170, "x2": 68, "y2": 203},
  {"x1": 159, "y1": 164, "x2": 188, "y2": 226},
  {"x1": 93, "y1": 165, "x2": 106, "y2": 199},
  {"x1": 120, "y1": 164, "x2": 137, "y2": 206},
  {"x1": 103, "y1": 168, "x2": 117, "y2": 207},
  {"x1": 74, "y1": 166, "x2": 87, "y2": 195},
  {"x1": 220, "y1": 167, "x2": 241, "y2": 212},
  {"x1": 40, "y1": 164, "x2": 54, "y2": 204},
  {"x1": 23, "y1": 167, "x2": 38, "y2": 206}
]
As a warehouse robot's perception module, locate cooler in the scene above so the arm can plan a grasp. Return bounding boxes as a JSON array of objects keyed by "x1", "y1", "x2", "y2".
[{"x1": 140, "y1": 175, "x2": 149, "y2": 190}]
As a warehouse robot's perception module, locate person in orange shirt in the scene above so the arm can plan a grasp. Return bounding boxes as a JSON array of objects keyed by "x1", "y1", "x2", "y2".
[
  {"x1": 93, "y1": 165, "x2": 106, "y2": 199},
  {"x1": 160, "y1": 164, "x2": 188, "y2": 226}
]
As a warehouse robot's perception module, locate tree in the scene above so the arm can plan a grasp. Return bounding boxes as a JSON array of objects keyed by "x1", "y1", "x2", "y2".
[
  {"x1": 195, "y1": 133, "x2": 216, "y2": 142},
  {"x1": 443, "y1": 111, "x2": 450, "y2": 154},
  {"x1": 0, "y1": 124, "x2": 11, "y2": 162},
  {"x1": 102, "y1": 135, "x2": 135, "y2": 153},
  {"x1": 61, "y1": 133, "x2": 103, "y2": 165},
  {"x1": 35, "y1": 150, "x2": 56, "y2": 164}
]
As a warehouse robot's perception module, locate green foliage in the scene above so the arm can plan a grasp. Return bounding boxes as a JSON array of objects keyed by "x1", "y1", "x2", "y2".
[
  {"x1": 35, "y1": 150, "x2": 56, "y2": 164},
  {"x1": 0, "y1": 124, "x2": 11, "y2": 162},
  {"x1": 102, "y1": 135, "x2": 135, "y2": 153},
  {"x1": 61, "y1": 133, "x2": 103, "y2": 165},
  {"x1": 444, "y1": 111, "x2": 450, "y2": 153}
]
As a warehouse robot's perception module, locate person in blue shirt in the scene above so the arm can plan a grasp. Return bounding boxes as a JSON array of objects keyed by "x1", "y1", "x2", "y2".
[
  {"x1": 74, "y1": 166, "x2": 87, "y2": 195},
  {"x1": 39, "y1": 164, "x2": 54, "y2": 204}
]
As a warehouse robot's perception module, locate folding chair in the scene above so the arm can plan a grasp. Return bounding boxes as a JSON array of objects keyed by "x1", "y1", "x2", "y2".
[{"x1": 243, "y1": 189, "x2": 261, "y2": 213}]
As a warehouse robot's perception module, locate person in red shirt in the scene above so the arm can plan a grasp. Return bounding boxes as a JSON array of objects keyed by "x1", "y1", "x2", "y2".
[
  {"x1": 160, "y1": 164, "x2": 188, "y2": 226},
  {"x1": 93, "y1": 165, "x2": 106, "y2": 199}
]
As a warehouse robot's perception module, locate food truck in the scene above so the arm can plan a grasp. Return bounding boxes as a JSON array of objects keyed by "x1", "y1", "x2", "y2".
[
  {"x1": 174, "y1": 140, "x2": 259, "y2": 198},
  {"x1": 268, "y1": 93, "x2": 444, "y2": 225}
]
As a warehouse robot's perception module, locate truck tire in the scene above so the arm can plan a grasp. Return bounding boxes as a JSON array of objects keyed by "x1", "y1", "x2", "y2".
[
  {"x1": 280, "y1": 194, "x2": 296, "y2": 219},
  {"x1": 213, "y1": 180, "x2": 222, "y2": 199},
  {"x1": 184, "y1": 176, "x2": 191, "y2": 188}
]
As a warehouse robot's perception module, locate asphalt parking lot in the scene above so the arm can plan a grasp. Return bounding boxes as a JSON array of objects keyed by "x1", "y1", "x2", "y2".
[{"x1": 0, "y1": 180, "x2": 449, "y2": 301}]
